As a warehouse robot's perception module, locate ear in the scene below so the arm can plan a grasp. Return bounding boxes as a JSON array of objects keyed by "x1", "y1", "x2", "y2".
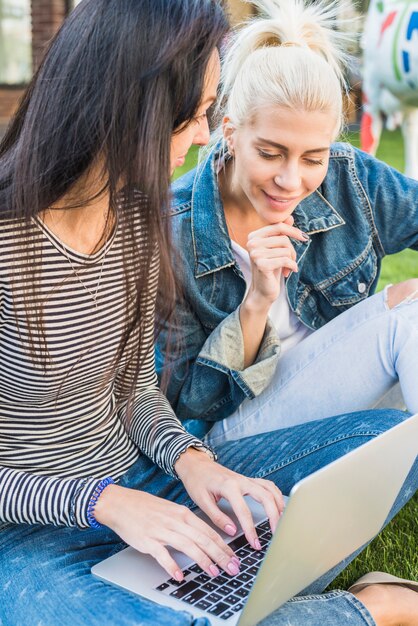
[{"x1": 222, "y1": 116, "x2": 236, "y2": 154}]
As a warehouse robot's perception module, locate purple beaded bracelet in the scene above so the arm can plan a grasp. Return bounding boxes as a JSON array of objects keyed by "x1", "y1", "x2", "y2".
[{"x1": 86, "y1": 477, "x2": 115, "y2": 529}]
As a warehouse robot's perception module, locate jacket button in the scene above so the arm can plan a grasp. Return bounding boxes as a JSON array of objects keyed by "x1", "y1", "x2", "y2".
[{"x1": 358, "y1": 282, "x2": 366, "y2": 294}]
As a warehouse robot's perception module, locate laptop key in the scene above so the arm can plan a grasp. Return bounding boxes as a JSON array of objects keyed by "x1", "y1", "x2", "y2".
[
  {"x1": 201, "y1": 581, "x2": 217, "y2": 592},
  {"x1": 206, "y1": 592, "x2": 222, "y2": 603},
  {"x1": 228, "y1": 534, "x2": 249, "y2": 551},
  {"x1": 237, "y1": 572, "x2": 252, "y2": 583},
  {"x1": 224, "y1": 594, "x2": 241, "y2": 605},
  {"x1": 236, "y1": 548, "x2": 251, "y2": 558},
  {"x1": 182, "y1": 589, "x2": 207, "y2": 605},
  {"x1": 258, "y1": 520, "x2": 270, "y2": 531},
  {"x1": 232, "y1": 602, "x2": 245, "y2": 613},
  {"x1": 225, "y1": 579, "x2": 242, "y2": 590},
  {"x1": 214, "y1": 585, "x2": 233, "y2": 597},
  {"x1": 220, "y1": 611, "x2": 236, "y2": 620},
  {"x1": 242, "y1": 556, "x2": 257, "y2": 566},
  {"x1": 189, "y1": 564, "x2": 203, "y2": 574},
  {"x1": 170, "y1": 580, "x2": 200, "y2": 598},
  {"x1": 155, "y1": 582, "x2": 170, "y2": 591},
  {"x1": 212, "y1": 575, "x2": 228, "y2": 586},
  {"x1": 235, "y1": 587, "x2": 250, "y2": 599},
  {"x1": 194, "y1": 574, "x2": 210, "y2": 584},
  {"x1": 195, "y1": 599, "x2": 212, "y2": 611},
  {"x1": 208, "y1": 602, "x2": 230, "y2": 616},
  {"x1": 247, "y1": 566, "x2": 259, "y2": 576},
  {"x1": 167, "y1": 577, "x2": 187, "y2": 587}
]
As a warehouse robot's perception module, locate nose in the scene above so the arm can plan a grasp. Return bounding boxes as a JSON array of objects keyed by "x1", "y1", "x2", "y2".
[
  {"x1": 193, "y1": 116, "x2": 210, "y2": 147},
  {"x1": 274, "y1": 161, "x2": 301, "y2": 192}
]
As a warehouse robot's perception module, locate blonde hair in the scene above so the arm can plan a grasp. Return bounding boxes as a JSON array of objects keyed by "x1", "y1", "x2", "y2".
[{"x1": 218, "y1": 0, "x2": 351, "y2": 138}]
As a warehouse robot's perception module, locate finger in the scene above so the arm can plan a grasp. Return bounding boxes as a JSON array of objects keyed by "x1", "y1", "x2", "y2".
[
  {"x1": 253, "y1": 478, "x2": 285, "y2": 518},
  {"x1": 166, "y1": 528, "x2": 239, "y2": 578},
  {"x1": 248, "y1": 223, "x2": 308, "y2": 242},
  {"x1": 151, "y1": 542, "x2": 185, "y2": 582},
  {"x1": 254, "y1": 257, "x2": 298, "y2": 274},
  {"x1": 249, "y1": 246, "x2": 297, "y2": 261},
  {"x1": 283, "y1": 215, "x2": 294, "y2": 226},
  {"x1": 219, "y1": 484, "x2": 260, "y2": 551},
  {"x1": 249, "y1": 481, "x2": 284, "y2": 533},
  {"x1": 186, "y1": 508, "x2": 237, "y2": 558}
]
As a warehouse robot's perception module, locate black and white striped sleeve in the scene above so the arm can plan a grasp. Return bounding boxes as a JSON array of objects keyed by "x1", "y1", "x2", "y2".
[{"x1": 0, "y1": 466, "x2": 104, "y2": 528}]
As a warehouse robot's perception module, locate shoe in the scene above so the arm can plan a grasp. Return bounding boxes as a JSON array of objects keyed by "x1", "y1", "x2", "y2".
[{"x1": 348, "y1": 571, "x2": 418, "y2": 595}]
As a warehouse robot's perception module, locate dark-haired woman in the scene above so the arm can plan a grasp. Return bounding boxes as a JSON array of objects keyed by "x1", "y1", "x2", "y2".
[{"x1": 0, "y1": 1, "x2": 416, "y2": 625}]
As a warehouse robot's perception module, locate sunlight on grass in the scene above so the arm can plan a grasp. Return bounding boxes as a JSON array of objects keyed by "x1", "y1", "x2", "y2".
[{"x1": 173, "y1": 128, "x2": 418, "y2": 588}]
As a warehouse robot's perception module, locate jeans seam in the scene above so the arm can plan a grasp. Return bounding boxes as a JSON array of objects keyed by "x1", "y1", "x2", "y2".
[{"x1": 252, "y1": 431, "x2": 383, "y2": 479}]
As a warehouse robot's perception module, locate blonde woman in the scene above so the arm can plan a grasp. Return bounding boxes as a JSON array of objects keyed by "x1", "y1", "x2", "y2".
[{"x1": 157, "y1": 0, "x2": 418, "y2": 623}]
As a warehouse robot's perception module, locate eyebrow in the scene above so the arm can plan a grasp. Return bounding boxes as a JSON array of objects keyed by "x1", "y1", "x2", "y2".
[{"x1": 256, "y1": 137, "x2": 330, "y2": 154}]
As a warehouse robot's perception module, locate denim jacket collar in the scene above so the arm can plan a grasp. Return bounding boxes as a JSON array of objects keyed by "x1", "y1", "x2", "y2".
[{"x1": 191, "y1": 143, "x2": 345, "y2": 278}]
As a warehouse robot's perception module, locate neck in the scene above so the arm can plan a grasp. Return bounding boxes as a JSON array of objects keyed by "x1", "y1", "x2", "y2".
[{"x1": 40, "y1": 166, "x2": 115, "y2": 255}]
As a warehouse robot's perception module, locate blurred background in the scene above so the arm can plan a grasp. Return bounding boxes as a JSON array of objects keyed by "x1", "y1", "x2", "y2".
[{"x1": 0, "y1": 0, "x2": 368, "y2": 138}]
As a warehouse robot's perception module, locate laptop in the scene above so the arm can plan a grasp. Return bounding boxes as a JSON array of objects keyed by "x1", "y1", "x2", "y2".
[{"x1": 92, "y1": 413, "x2": 418, "y2": 626}]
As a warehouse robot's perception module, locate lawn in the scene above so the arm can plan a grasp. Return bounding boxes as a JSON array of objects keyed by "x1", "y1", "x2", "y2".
[{"x1": 174, "y1": 129, "x2": 418, "y2": 586}]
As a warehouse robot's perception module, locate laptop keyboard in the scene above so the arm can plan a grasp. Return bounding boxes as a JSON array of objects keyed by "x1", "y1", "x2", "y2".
[{"x1": 154, "y1": 519, "x2": 272, "y2": 621}]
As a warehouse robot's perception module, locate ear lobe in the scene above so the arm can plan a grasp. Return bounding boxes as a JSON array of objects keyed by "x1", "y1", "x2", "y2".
[{"x1": 222, "y1": 117, "x2": 236, "y2": 154}]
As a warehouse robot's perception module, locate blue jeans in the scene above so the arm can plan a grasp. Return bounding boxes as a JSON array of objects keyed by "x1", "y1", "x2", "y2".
[
  {"x1": 0, "y1": 409, "x2": 416, "y2": 626},
  {"x1": 206, "y1": 289, "x2": 418, "y2": 446}
]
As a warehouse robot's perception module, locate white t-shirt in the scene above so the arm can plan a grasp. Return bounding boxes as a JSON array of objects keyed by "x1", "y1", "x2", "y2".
[{"x1": 231, "y1": 240, "x2": 313, "y2": 355}]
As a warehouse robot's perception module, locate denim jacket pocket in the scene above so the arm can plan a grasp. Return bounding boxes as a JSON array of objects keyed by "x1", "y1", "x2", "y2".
[{"x1": 315, "y1": 240, "x2": 378, "y2": 309}]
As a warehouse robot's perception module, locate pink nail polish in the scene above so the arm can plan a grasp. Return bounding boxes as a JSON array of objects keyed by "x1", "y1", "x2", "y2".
[
  {"x1": 209, "y1": 564, "x2": 220, "y2": 577},
  {"x1": 224, "y1": 524, "x2": 236, "y2": 536},
  {"x1": 231, "y1": 556, "x2": 240, "y2": 566},
  {"x1": 254, "y1": 538, "x2": 262, "y2": 551},
  {"x1": 227, "y1": 561, "x2": 240, "y2": 576}
]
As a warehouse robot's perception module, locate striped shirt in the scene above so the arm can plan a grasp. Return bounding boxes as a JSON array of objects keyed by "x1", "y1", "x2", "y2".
[{"x1": 0, "y1": 198, "x2": 209, "y2": 528}]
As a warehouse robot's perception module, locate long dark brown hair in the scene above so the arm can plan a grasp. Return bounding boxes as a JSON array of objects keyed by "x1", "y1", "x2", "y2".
[{"x1": 0, "y1": 0, "x2": 228, "y2": 416}]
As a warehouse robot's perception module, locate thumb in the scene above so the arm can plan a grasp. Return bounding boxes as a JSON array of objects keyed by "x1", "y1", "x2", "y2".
[{"x1": 283, "y1": 215, "x2": 294, "y2": 226}]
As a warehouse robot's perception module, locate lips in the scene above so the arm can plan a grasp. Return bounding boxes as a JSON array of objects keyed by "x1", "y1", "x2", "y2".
[
  {"x1": 262, "y1": 190, "x2": 300, "y2": 210},
  {"x1": 264, "y1": 191, "x2": 299, "y2": 203}
]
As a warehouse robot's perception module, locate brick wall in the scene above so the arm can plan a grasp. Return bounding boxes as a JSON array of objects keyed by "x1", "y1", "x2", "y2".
[
  {"x1": 0, "y1": 0, "x2": 67, "y2": 135},
  {"x1": 31, "y1": 0, "x2": 67, "y2": 71}
]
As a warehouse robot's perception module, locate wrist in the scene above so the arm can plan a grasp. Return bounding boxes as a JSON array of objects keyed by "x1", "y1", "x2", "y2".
[
  {"x1": 92, "y1": 482, "x2": 124, "y2": 528},
  {"x1": 241, "y1": 293, "x2": 271, "y2": 317},
  {"x1": 174, "y1": 446, "x2": 215, "y2": 481}
]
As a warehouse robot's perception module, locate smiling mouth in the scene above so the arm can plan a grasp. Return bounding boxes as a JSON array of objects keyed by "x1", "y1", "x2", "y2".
[{"x1": 263, "y1": 191, "x2": 299, "y2": 203}]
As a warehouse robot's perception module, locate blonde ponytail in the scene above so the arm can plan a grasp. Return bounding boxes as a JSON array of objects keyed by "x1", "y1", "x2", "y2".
[{"x1": 218, "y1": 0, "x2": 352, "y2": 137}]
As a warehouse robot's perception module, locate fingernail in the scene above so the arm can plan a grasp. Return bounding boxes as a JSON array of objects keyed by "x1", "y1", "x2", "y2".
[
  {"x1": 224, "y1": 524, "x2": 236, "y2": 536},
  {"x1": 253, "y1": 538, "x2": 262, "y2": 551},
  {"x1": 209, "y1": 564, "x2": 220, "y2": 577},
  {"x1": 301, "y1": 232, "x2": 310, "y2": 241},
  {"x1": 174, "y1": 569, "x2": 183, "y2": 582},
  {"x1": 227, "y1": 561, "x2": 240, "y2": 576},
  {"x1": 231, "y1": 556, "x2": 240, "y2": 566}
]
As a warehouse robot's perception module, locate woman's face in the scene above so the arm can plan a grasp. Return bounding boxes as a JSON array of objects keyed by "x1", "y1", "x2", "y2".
[
  {"x1": 224, "y1": 106, "x2": 337, "y2": 224},
  {"x1": 170, "y1": 49, "x2": 220, "y2": 174}
]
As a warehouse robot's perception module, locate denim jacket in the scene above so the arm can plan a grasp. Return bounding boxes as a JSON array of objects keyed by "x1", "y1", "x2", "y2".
[{"x1": 156, "y1": 142, "x2": 418, "y2": 433}]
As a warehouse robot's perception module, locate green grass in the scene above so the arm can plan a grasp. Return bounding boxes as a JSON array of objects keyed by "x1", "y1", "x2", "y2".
[
  {"x1": 328, "y1": 129, "x2": 418, "y2": 589},
  {"x1": 176, "y1": 129, "x2": 418, "y2": 588}
]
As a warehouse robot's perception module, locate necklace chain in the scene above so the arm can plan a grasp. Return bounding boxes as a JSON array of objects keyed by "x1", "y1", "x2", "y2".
[
  {"x1": 61, "y1": 246, "x2": 107, "y2": 307},
  {"x1": 45, "y1": 208, "x2": 110, "y2": 308}
]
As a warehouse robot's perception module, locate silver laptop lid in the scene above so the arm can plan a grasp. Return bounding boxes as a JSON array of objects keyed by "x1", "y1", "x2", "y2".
[{"x1": 238, "y1": 413, "x2": 418, "y2": 626}]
